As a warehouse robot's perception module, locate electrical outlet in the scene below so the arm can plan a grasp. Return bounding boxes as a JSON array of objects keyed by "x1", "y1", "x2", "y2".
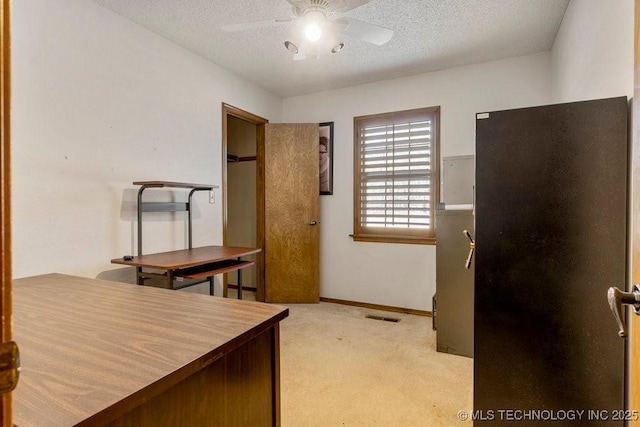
[{"x1": 209, "y1": 190, "x2": 215, "y2": 204}]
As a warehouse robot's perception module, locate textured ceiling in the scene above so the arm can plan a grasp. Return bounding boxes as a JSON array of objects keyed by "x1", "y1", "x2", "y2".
[{"x1": 91, "y1": 0, "x2": 570, "y2": 98}]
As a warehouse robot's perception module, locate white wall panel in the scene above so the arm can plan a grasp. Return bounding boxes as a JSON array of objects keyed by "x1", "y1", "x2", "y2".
[{"x1": 551, "y1": 0, "x2": 633, "y2": 102}]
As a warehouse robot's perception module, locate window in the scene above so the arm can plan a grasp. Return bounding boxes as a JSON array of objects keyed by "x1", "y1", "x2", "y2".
[{"x1": 353, "y1": 107, "x2": 440, "y2": 244}]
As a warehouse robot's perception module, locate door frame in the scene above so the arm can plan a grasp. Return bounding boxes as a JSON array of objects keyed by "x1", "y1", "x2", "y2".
[
  {"x1": 221, "y1": 104, "x2": 268, "y2": 301},
  {"x1": 630, "y1": 0, "x2": 640, "y2": 423},
  {"x1": 1, "y1": 0, "x2": 11, "y2": 424}
]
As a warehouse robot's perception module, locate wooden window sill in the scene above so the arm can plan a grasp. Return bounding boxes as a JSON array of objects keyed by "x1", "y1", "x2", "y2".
[{"x1": 350, "y1": 234, "x2": 436, "y2": 245}]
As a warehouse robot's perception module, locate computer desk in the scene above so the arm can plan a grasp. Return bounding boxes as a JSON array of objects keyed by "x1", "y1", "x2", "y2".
[{"x1": 111, "y1": 245, "x2": 260, "y2": 299}]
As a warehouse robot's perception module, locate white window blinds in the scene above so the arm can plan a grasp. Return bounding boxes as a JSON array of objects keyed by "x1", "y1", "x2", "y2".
[{"x1": 353, "y1": 107, "x2": 439, "y2": 244}]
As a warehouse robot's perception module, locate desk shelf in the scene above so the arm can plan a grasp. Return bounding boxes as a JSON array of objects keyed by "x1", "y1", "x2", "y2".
[
  {"x1": 135, "y1": 181, "x2": 219, "y2": 255},
  {"x1": 133, "y1": 181, "x2": 218, "y2": 189}
]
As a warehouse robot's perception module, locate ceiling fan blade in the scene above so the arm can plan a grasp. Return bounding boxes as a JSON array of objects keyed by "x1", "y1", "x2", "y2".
[
  {"x1": 286, "y1": 0, "x2": 372, "y2": 13},
  {"x1": 221, "y1": 17, "x2": 294, "y2": 32},
  {"x1": 337, "y1": 18, "x2": 394, "y2": 45},
  {"x1": 334, "y1": 0, "x2": 373, "y2": 12}
]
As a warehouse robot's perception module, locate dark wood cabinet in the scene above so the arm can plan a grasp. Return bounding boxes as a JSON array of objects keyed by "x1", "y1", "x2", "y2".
[{"x1": 474, "y1": 97, "x2": 627, "y2": 426}]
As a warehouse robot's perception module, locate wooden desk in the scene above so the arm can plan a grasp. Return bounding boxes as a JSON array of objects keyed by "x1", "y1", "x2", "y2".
[
  {"x1": 12, "y1": 274, "x2": 288, "y2": 426},
  {"x1": 111, "y1": 245, "x2": 261, "y2": 299}
]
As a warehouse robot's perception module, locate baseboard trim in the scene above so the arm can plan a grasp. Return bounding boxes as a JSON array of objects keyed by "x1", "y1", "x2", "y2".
[{"x1": 319, "y1": 297, "x2": 432, "y2": 317}]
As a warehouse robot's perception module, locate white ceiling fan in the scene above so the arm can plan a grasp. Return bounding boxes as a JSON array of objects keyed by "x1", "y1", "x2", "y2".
[{"x1": 221, "y1": 0, "x2": 394, "y2": 60}]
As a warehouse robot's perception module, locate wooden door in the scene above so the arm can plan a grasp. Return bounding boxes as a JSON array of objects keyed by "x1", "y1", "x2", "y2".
[
  {"x1": 630, "y1": 1, "x2": 640, "y2": 424},
  {"x1": 0, "y1": 0, "x2": 11, "y2": 425},
  {"x1": 264, "y1": 124, "x2": 319, "y2": 303}
]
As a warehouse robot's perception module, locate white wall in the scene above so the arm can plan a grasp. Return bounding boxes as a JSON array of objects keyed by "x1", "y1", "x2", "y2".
[
  {"x1": 551, "y1": 0, "x2": 634, "y2": 102},
  {"x1": 11, "y1": 0, "x2": 282, "y2": 285},
  {"x1": 283, "y1": 53, "x2": 553, "y2": 311}
]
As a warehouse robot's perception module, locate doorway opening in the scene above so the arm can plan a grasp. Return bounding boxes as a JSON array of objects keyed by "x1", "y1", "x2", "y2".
[{"x1": 222, "y1": 104, "x2": 267, "y2": 301}]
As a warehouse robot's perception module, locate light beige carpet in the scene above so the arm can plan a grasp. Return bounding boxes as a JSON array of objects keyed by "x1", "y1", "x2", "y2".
[{"x1": 276, "y1": 301, "x2": 473, "y2": 427}]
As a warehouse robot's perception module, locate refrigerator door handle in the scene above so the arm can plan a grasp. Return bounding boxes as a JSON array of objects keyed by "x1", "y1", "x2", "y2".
[
  {"x1": 463, "y1": 230, "x2": 475, "y2": 270},
  {"x1": 607, "y1": 284, "x2": 640, "y2": 338}
]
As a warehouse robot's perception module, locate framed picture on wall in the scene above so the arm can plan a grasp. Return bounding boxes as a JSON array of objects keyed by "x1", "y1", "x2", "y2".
[{"x1": 319, "y1": 122, "x2": 334, "y2": 195}]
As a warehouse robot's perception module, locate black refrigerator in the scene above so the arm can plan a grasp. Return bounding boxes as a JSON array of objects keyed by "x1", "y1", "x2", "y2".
[{"x1": 474, "y1": 97, "x2": 627, "y2": 426}]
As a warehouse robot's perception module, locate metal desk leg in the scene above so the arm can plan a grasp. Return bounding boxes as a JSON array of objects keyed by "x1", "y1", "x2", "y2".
[
  {"x1": 167, "y1": 270, "x2": 174, "y2": 290},
  {"x1": 209, "y1": 276, "x2": 214, "y2": 296},
  {"x1": 237, "y1": 257, "x2": 243, "y2": 300},
  {"x1": 137, "y1": 267, "x2": 143, "y2": 286}
]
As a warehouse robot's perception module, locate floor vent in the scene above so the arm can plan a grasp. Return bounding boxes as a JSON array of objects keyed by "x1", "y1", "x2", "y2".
[{"x1": 365, "y1": 314, "x2": 400, "y2": 323}]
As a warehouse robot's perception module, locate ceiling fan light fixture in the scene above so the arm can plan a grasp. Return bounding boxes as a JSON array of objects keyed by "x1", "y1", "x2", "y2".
[
  {"x1": 284, "y1": 41, "x2": 299, "y2": 53},
  {"x1": 330, "y1": 42, "x2": 344, "y2": 53},
  {"x1": 303, "y1": 9, "x2": 325, "y2": 42},
  {"x1": 305, "y1": 23, "x2": 322, "y2": 41}
]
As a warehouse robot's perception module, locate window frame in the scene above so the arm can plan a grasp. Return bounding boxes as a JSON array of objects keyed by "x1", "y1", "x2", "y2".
[{"x1": 352, "y1": 106, "x2": 440, "y2": 245}]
